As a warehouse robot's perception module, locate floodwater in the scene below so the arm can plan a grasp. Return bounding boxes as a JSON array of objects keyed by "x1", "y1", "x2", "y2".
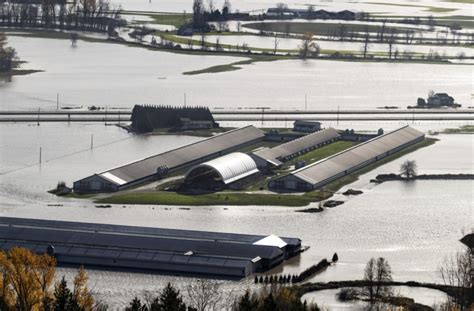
[
  {"x1": 192, "y1": 34, "x2": 474, "y2": 57},
  {"x1": 2, "y1": 36, "x2": 472, "y2": 111},
  {"x1": 0, "y1": 121, "x2": 472, "y2": 307},
  {"x1": 302, "y1": 286, "x2": 449, "y2": 310},
  {"x1": 109, "y1": 0, "x2": 471, "y2": 17}
]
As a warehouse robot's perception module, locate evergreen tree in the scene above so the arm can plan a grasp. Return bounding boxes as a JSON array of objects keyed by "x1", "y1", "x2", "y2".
[
  {"x1": 260, "y1": 293, "x2": 277, "y2": 311},
  {"x1": 126, "y1": 297, "x2": 148, "y2": 311},
  {"x1": 53, "y1": 277, "x2": 74, "y2": 311},
  {"x1": 154, "y1": 283, "x2": 186, "y2": 311},
  {"x1": 236, "y1": 291, "x2": 257, "y2": 311}
]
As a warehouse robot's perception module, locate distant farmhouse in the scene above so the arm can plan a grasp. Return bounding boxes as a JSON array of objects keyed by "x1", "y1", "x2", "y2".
[
  {"x1": 265, "y1": 7, "x2": 356, "y2": 20},
  {"x1": 416, "y1": 92, "x2": 459, "y2": 108}
]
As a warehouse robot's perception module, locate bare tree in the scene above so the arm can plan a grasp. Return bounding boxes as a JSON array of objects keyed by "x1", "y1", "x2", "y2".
[
  {"x1": 299, "y1": 33, "x2": 320, "y2": 59},
  {"x1": 440, "y1": 248, "x2": 473, "y2": 310},
  {"x1": 387, "y1": 31, "x2": 395, "y2": 60},
  {"x1": 200, "y1": 31, "x2": 207, "y2": 50},
  {"x1": 400, "y1": 160, "x2": 417, "y2": 180},
  {"x1": 186, "y1": 279, "x2": 221, "y2": 311},
  {"x1": 273, "y1": 33, "x2": 279, "y2": 55},
  {"x1": 362, "y1": 257, "x2": 393, "y2": 304},
  {"x1": 361, "y1": 27, "x2": 370, "y2": 59}
]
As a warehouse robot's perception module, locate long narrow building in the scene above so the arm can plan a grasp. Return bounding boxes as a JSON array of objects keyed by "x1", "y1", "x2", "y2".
[
  {"x1": 269, "y1": 126, "x2": 424, "y2": 191},
  {"x1": 253, "y1": 128, "x2": 340, "y2": 166},
  {"x1": 0, "y1": 217, "x2": 301, "y2": 279},
  {"x1": 74, "y1": 126, "x2": 265, "y2": 193}
]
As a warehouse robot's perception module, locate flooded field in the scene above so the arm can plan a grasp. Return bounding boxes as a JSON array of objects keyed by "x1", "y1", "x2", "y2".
[
  {"x1": 192, "y1": 34, "x2": 474, "y2": 57},
  {"x1": 109, "y1": 0, "x2": 471, "y2": 17},
  {"x1": 302, "y1": 286, "x2": 449, "y2": 310},
  {"x1": 0, "y1": 121, "x2": 472, "y2": 307},
  {"x1": 2, "y1": 36, "x2": 472, "y2": 111}
]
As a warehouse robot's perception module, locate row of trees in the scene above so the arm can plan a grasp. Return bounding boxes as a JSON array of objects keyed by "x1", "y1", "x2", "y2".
[
  {"x1": 0, "y1": 247, "x2": 98, "y2": 311},
  {"x1": 192, "y1": 0, "x2": 232, "y2": 30},
  {"x1": 0, "y1": 0, "x2": 123, "y2": 32},
  {"x1": 126, "y1": 282, "x2": 320, "y2": 311},
  {"x1": 0, "y1": 32, "x2": 16, "y2": 71}
]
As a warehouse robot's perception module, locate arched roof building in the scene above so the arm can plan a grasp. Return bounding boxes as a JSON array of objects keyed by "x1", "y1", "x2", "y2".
[{"x1": 185, "y1": 152, "x2": 259, "y2": 185}]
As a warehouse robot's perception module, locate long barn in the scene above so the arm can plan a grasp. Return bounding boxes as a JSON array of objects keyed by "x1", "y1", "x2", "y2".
[
  {"x1": 269, "y1": 126, "x2": 424, "y2": 191},
  {"x1": 0, "y1": 217, "x2": 301, "y2": 279},
  {"x1": 73, "y1": 126, "x2": 265, "y2": 193}
]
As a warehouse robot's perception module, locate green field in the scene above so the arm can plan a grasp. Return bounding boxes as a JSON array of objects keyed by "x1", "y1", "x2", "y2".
[{"x1": 96, "y1": 191, "x2": 314, "y2": 206}]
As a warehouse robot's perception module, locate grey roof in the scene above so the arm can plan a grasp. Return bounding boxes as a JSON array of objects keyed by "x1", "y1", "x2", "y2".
[
  {"x1": 253, "y1": 128, "x2": 340, "y2": 165},
  {"x1": 97, "y1": 126, "x2": 265, "y2": 186},
  {"x1": 291, "y1": 126, "x2": 424, "y2": 185},
  {"x1": 185, "y1": 152, "x2": 259, "y2": 184},
  {"x1": 0, "y1": 217, "x2": 300, "y2": 247}
]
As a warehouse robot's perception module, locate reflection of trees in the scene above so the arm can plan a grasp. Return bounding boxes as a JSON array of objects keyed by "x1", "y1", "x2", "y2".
[{"x1": 0, "y1": 0, "x2": 122, "y2": 33}]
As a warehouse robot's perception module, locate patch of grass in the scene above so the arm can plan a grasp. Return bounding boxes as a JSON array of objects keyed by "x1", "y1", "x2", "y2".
[
  {"x1": 96, "y1": 191, "x2": 314, "y2": 207},
  {"x1": 121, "y1": 11, "x2": 192, "y2": 27},
  {"x1": 183, "y1": 54, "x2": 295, "y2": 75},
  {"x1": 366, "y1": 2, "x2": 457, "y2": 13},
  {"x1": 285, "y1": 141, "x2": 358, "y2": 167},
  {"x1": 430, "y1": 125, "x2": 474, "y2": 135}
]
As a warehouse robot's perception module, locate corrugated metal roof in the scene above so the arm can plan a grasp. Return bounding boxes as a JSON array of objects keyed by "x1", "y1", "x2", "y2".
[
  {"x1": 0, "y1": 217, "x2": 301, "y2": 247},
  {"x1": 292, "y1": 126, "x2": 424, "y2": 185},
  {"x1": 101, "y1": 126, "x2": 264, "y2": 186},
  {"x1": 185, "y1": 152, "x2": 259, "y2": 184},
  {"x1": 254, "y1": 128, "x2": 340, "y2": 165}
]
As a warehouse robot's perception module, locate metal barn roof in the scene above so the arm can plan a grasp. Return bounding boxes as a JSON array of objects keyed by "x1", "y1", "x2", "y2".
[
  {"x1": 0, "y1": 217, "x2": 301, "y2": 247},
  {"x1": 0, "y1": 217, "x2": 301, "y2": 278},
  {"x1": 185, "y1": 152, "x2": 259, "y2": 184},
  {"x1": 291, "y1": 126, "x2": 424, "y2": 185},
  {"x1": 253, "y1": 128, "x2": 340, "y2": 165},
  {"x1": 97, "y1": 126, "x2": 265, "y2": 186}
]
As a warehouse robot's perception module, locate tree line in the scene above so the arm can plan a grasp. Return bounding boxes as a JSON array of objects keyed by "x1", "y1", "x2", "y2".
[
  {"x1": 130, "y1": 104, "x2": 217, "y2": 134},
  {"x1": 0, "y1": 32, "x2": 16, "y2": 71},
  {"x1": 0, "y1": 0, "x2": 123, "y2": 33},
  {"x1": 126, "y1": 281, "x2": 320, "y2": 311}
]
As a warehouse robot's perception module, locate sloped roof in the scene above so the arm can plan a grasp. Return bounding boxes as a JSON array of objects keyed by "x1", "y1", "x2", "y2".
[
  {"x1": 253, "y1": 128, "x2": 340, "y2": 165},
  {"x1": 95, "y1": 126, "x2": 264, "y2": 186},
  {"x1": 185, "y1": 152, "x2": 259, "y2": 184},
  {"x1": 253, "y1": 235, "x2": 288, "y2": 248},
  {"x1": 292, "y1": 126, "x2": 424, "y2": 185}
]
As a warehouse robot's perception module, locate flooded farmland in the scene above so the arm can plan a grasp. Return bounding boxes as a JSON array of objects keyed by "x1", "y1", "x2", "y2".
[
  {"x1": 0, "y1": 120, "x2": 472, "y2": 307},
  {"x1": 2, "y1": 36, "x2": 472, "y2": 111}
]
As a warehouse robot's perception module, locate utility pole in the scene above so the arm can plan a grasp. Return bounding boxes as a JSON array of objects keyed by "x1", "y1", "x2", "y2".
[
  {"x1": 39, "y1": 147, "x2": 42, "y2": 164},
  {"x1": 56, "y1": 93, "x2": 59, "y2": 110},
  {"x1": 90, "y1": 134, "x2": 94, "y2": 150},
  {"x1": 37, "y1": 108, "x2": 40, "y2": 126},
  {"x1": 105, "y1": 106, "x2": 108, "y2": 125}
]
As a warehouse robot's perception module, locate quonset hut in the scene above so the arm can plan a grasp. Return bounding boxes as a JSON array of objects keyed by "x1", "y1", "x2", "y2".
[
  {"x1": 73, "y1": 126, "x2": 265, "y2": 193},
  {"x1": 184, "y1": 152, "x2": 260, "y2": 190},
  {"x1": 0, "y1": 217, "x2": 301, "y2": 279},
  {"x1": 269, "y1": 126, "x2": 424, "y2": 191}
]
